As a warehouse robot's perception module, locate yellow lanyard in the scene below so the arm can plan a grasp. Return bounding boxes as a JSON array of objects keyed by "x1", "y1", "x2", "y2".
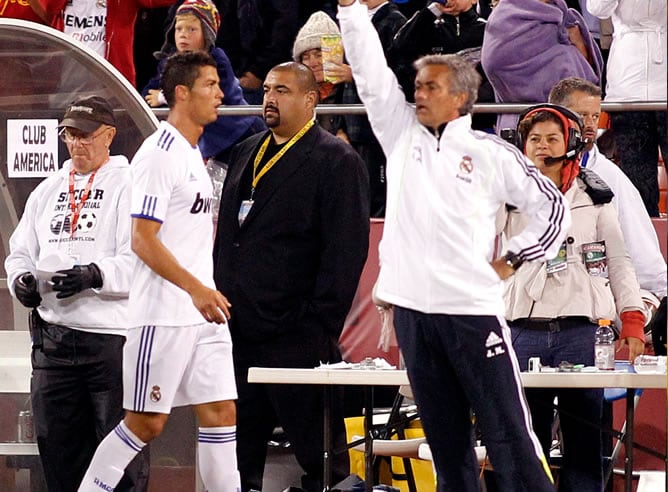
[{"x1": 251, "y1": 119, "x2": 314, "y2": 198}]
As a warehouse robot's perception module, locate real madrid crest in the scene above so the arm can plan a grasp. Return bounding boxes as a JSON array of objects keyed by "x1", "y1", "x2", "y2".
[
  {"x1": 150, "y1": 385, "x2": 162, "y2": 402},
  {"x1": 459, "y1": 155, "x2": 474, "y2": 174}
]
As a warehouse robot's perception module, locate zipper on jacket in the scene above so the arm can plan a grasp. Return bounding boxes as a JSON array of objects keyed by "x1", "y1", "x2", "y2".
[
  {"x1": 456, "y1": 18, "x2": 460, "y2": 37},
  {"x1": 425, "y1": 124, "x2": 446, "y2": 151}
]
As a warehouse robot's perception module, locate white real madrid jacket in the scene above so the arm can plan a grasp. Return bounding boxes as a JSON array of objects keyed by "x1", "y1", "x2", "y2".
[
  {"x1": 5, "y1": 156, "x2": 133, "y2": 334},
  {"x1": 339, "y1": 2, "x2": 571, "y2": 317}
]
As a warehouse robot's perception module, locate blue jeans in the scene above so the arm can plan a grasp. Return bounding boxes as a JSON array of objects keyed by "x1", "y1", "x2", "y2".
[{"x1": 510, "y1": 319, "x2": 603, "y2": 492}]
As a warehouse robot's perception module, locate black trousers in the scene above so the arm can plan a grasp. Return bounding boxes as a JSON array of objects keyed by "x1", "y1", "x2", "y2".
[
  {"x1": 393, "y1": 307, "x2": 554, "y2": 492},
  {"x1": 233, "y1": 340, "x2": 350, "y2": 492},
  {"x1": 30, "y1": 314, "x2": 149, "y2": 492}
]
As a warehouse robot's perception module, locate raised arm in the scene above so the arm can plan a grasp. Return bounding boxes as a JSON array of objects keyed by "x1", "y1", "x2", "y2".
[{"x1": 337, "y1": 0, "x2": 415, "y2": 155}]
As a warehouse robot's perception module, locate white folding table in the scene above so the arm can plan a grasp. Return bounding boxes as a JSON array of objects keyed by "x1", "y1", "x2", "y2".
[{"x1": 248, "y1": 367, "x2": 665, "y2": 492}]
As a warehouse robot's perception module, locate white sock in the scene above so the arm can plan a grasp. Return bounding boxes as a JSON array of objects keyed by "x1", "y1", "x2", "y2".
[
  {"x1": 78, "y1": 421, "x2": 146, "y2": 492},
  {"x1": 198, "y1": 426, "x2": 241, "y2": 492}
]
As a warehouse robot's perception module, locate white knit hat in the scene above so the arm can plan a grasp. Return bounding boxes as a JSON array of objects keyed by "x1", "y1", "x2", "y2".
[{"x1": 292, "y1": 11, "x2": 341, "y2": 62}]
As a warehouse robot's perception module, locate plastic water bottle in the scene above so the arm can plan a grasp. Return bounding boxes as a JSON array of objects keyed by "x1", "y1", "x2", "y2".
[{"x1": 595, "y1": 319, "x2": 615, "y2": 370}]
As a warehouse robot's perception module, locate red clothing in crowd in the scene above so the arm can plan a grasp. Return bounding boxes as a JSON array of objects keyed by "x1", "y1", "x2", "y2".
[
  {"x1": 38, "y1": 0, "x2": 175, "y2": 86},
  {"x1": 0, "y1": 0, "x2": 46, "y2": 24}
]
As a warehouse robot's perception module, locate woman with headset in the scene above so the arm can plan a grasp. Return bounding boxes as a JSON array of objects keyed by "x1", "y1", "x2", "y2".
[{"x1": 500, "y1": 104, "x2": 647, "y2": 491}]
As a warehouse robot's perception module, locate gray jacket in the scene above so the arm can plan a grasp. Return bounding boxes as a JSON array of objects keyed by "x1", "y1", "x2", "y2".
[{"x1": 503, "y1": 177, "x2": 644, "y2": 323}]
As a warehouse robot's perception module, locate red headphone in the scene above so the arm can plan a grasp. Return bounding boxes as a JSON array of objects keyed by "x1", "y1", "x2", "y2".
[
  {"x1": 517, "y1": 103, "x2": 584, "y2": 158},
  {"x1": 518, "y1": 103, "x2": 585, "y2": 192}
]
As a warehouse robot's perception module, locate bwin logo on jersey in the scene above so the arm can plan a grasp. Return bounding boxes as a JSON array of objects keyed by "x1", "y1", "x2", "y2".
[{"x1": 190, "y1": 192, "x2": 213, "y2": 214}]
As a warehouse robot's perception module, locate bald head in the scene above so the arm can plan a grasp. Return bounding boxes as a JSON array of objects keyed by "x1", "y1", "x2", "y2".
[
  {"x1": 270, "y1": 62, "x2": 319, "y2": 95},
  {"x1": 262, "y1": 62, "x2": 319, "y2": 143}
]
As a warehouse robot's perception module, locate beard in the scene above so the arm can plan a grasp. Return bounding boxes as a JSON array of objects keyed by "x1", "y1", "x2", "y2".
[{"x1": 263, "y1": 106, "x2": 280, "y2": 128}]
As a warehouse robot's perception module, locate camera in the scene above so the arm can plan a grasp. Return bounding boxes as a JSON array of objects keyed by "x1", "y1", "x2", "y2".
[{"x1": 500, "y1": 128, "x2": 518, "y2": 147}]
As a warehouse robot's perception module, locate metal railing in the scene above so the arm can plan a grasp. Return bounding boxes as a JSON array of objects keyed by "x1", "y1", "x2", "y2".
[{"x1": 150, "y1": 101, "x2": 668, "y2": 119}]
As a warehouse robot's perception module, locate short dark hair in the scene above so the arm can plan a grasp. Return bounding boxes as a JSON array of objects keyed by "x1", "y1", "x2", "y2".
[
  {"x1": 161, "y1": 50, "x2": 217, "y2": 107},
  {"x1": 518, "y1": 110, "x2": 565, "y2": 145},
  {"x1": 549, "y1": 77, "x2": 602, "y2": 106}
]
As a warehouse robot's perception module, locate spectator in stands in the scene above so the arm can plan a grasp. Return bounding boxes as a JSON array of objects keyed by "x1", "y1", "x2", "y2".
[
  {"x1": 216, "y1": 0, "x2": 304, "y2": 104},
  {"x1": 392, "y1": 0, "x2": 426, "y2": 18},
  {"x1": 142, "y1": 0, "x2": 265, "y2": 169},
  {"x1": 549, "y1": 77, "x2": 667, "y2": 318},
  {"x1": 389, "y1": 0, "x2": 495, "y2": 131},
  {"x1": 477, "y1": 0, "x2": 495, "y2": 18},
  {"x1": 344, "y1": 0, "x2": 407, "y2": 216},
  {"x1": 578, "y1": 0, "x2": 612, "y2": 91},
  {"x1": 361, "y1": 0, "x2": 407, "y2": 49},
  {"x1": 390, "y1": 0, "x2": 486, "y2": 100},
  {"x1": 133, "y1": 7, "x2": 172, "y2": 93},
  {"x1": 32, "y1": 0, "x2": 176, "y2": 87},
  {"x1": 503, "y1": 104, "x2": 646, "y2": 491},
  {"x1": 292, "y1": 7, "x2": 402, "y2": 216},
  {"x1": 1, "y1": 2, "x2": 48, "y2": 99},
  {"x1": 586, "y1": 0, "x2": 667, "y2": 217},
  {"x1": 293, "y1": 10, "x2": 351, "y2": 138},
  {"x1": 481, "y1": 0, "x2": 602, "y2": 133}
]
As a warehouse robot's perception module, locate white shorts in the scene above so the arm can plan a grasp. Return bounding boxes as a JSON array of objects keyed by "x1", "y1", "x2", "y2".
[{"x1": 123, "y1": 322, "x2": 237, "y2": 414}]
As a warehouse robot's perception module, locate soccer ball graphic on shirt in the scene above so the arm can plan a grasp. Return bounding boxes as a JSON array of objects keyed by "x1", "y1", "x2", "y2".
[{"x1": 77, "y1": 212, "x2": 97, "y2": 233}]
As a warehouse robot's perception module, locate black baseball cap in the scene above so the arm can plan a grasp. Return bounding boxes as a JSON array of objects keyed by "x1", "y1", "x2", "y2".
[{"x1": 58, "y1": 96, "x2": 116, "y2": 133}]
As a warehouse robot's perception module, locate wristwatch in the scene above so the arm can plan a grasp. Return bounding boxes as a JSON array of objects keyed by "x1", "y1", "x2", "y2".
[{"x1": 503, "y1": 251, "x2": 524, "y2": 271}]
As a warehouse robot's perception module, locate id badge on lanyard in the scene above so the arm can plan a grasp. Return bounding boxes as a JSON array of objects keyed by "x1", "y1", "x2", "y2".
[{"x1": 238, "y1": 199, "x2": 253, "y2": 226}]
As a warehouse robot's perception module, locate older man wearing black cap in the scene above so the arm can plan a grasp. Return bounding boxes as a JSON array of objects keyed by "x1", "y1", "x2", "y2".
[{"x1": 4, "y1": 95, "x2": 149, "y2": 492}]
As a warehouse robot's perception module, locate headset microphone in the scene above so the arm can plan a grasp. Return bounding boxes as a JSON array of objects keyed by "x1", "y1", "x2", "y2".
[
  {"x1": 542, "y1": 138, "x2": 588, "y2": 166},
  {"x1": 543, "y1": 151, "x2": 574, "y2": 166}
]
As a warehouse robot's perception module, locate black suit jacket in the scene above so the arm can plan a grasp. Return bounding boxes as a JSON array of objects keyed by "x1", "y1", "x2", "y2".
[{"x1": 213, "y1": 124, "x2": 370, "y2": 363}]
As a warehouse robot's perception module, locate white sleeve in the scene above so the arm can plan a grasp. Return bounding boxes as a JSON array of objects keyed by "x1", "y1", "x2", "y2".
[
  {"x1": 95, "y1": 174, "x2": 134, "y2": 296},
  {"x1": 337, "y1": 1, "x2": 415, "y2": 156},
  {"x1": 585, "y1": 0, "x2": 619, "y2": 18},
  {"x1": 496, "y1": 144, "x2": 572, "y2": 261},
  {"x1": 612, "y1": 173, "x2": 667, "y2": 297},
  {"x1": 130, "y1": 149, "x2": 178, "y2": 224},
  {"x1": 4, "y1": 189, "x2": 42, "y2": 295}
]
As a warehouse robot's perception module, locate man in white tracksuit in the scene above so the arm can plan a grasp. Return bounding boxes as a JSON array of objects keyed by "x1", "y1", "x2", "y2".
[
  {"x1": 4, "y1": 96, "x2": 147, "y2": 492},
  {"x1": 337, "y1": 2, "x2": 572, "y2": 490},
  {"x1": 549, "y1": 77, "x2": 667, "y2": 306}
]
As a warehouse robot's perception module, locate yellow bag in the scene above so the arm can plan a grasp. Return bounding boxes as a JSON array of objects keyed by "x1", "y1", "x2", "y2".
[{"x1": 344, "y1": 416, "x2": 436, "y2": 492}]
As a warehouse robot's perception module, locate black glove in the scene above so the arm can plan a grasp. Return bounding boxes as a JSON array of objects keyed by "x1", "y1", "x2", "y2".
[
  {"x1": 13, "y1": 272, "x2": 42, "y2": 308},
  {"x1": 51, "y1": 263, "x2": 103, "y2": 299}
]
